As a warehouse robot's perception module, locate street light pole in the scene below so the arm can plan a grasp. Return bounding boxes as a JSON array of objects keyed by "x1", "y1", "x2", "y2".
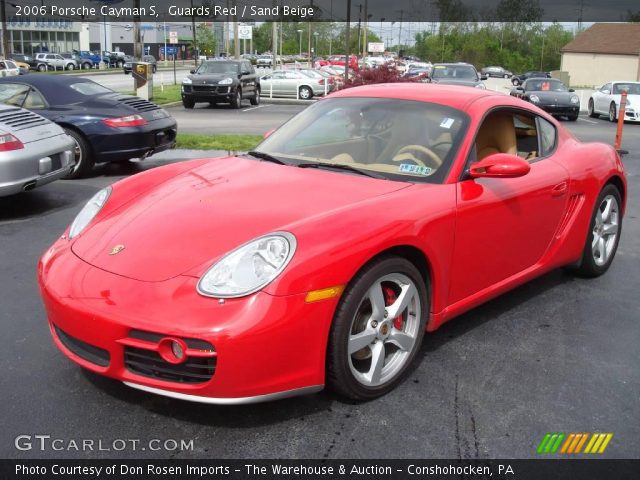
[{"x1": 297, "y1": 29, "x2": 302, "y2": 57}]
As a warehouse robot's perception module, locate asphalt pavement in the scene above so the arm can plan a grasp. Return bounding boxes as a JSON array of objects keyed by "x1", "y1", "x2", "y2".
[{"x1": 0, "y1": 115, "x2": 638, "y2": 460}]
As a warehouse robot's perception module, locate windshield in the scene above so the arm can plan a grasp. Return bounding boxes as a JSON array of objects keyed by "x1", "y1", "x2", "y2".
[
  {"x1": 526, "y1": 79, "x2": 568, "y2": 92},
  {"x1": 195, "y1": 62, "x2": 239, "y2": 75},
  {"x1": 431, "y1": 65, "x2": 477, "y2": 80},
  {"x1": 613, "y1": 83, "x2": 640, "y2": 95},
  {"x1": 256, "y1": 97, "x2": 467, "y2": 183}
]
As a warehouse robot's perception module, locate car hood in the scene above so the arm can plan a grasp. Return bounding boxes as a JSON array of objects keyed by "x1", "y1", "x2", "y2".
[
  {"x1": 188, "y1": 73, "x2": 239, "y2": 83},
  {"x1": 431, "y1": 78, "x2": 480, "y2": 87},
  {"x1": 71, "y1": 157, "x2": 409, "y2": 282},
  {"x1": 529, "y1": 91, "x2": 575, "y2": 104}
]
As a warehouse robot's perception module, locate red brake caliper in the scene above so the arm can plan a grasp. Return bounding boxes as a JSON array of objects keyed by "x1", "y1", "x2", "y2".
[{"x1": 383, "y1": 286, "x2": 404, "y2": 330}]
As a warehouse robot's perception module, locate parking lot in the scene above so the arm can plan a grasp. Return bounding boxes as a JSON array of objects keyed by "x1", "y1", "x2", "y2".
[{"x1": 1, "y1": 104, "x2": 638, "y2": 459}]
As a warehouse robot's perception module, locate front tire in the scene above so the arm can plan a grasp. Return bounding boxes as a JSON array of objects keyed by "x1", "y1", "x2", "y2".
[
  {"x1": 182, "y1": 98, "x2": 195, "y2": 109},
  {"x1": 63, "y1": 128, "x2": 94, "y2": 179},
  {"x1": 299, "y1": 86, "x2": 313, "y2": 100},
  {"x1": 250, "y1": 88, "x2": 260, "y2": 105},
  {"x1": 37, "y1": 64, "x2": 46, "y2": 72},
  {"x1": 609, "y1": 102, "x2": 617, "y2": 122},
  {"x1": 588, "y1": 99, "x2": 598, "y2": 118},
  {"x1": 326, "y1": 257, "x2": 428, "y2": 401},
  {"x1": 66, "y1": 63, "x2": 75, "y2": 70},
  {"x1": 567, "y1": 114, "x2": 578, "y2": 121},
  {"x1": 231, "y1": 89, "x2": 242, "y2": 109},
  {"x1": 572, "y1": 184, "x2": 622, "y2": 277}
]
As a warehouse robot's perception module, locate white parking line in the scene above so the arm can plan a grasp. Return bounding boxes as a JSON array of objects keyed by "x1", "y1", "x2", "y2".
[
  {"x1": 578, "y1": 118, "x2": 598, "y2": 124},
  {"x1": 242, "y1": 105, "x2": 267, "y2": 113}
]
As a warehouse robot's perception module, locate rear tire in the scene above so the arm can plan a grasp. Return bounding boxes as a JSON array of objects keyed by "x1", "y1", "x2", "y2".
[
  {"x1": 571, "y1": 184, "x2": 622, "y2": 278},
  {"x1": 326, "y1": 256, "x2": 428, "y2": 401},
  {"x1": 182, "y1": 98, "x2": 195, "y2": 109},
  {"x1": 588, "y1": 99, "x2": 598, "y2": 118},
  {"x1": 63, "y1": 128, "x2": 94, "y2": 179},
  {"x1": 567, "y1": 114, "x2": 578, "y2": 121},
  {"x1": 66, "y1": 63, "x2": 75, "y2": 70},
  {"x1": 609, "y1": 102, "x2": 617, "y2": 122}
]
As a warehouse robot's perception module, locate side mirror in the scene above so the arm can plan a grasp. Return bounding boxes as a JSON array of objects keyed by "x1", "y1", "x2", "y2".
[
  {"x1": 469, "y1": 154, "x2": 531, "y2": 179},
  {"x1": 190, "y1": 69, "x2": 195, "y2": 74},
  {"x1": 515, "y1": 86, "x2": 524, "y2": 91},
  {"x1": 263, "y1": 128, "x2": 275, "y2": 139},
  {"x1": 569, "y1": 88, "x2": 575, "y2": 92}
]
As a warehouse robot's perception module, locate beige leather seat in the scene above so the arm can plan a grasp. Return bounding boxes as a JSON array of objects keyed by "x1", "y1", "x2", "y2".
[{"x1": 475, "y1": 113, "x2": 517, "y2": 160}]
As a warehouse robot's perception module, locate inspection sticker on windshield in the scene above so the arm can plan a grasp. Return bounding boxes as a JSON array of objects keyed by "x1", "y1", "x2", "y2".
[
  {"x1": 399, "y1": 164, "x2": 433, "y2": 176},
  {"x1": 440, "y1": 117, "x2": 455, "y2": 129}
]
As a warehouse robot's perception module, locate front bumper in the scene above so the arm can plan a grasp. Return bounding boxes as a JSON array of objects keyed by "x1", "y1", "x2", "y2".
[
  {"x1": 538, "y1": 104, "x2": 579, "y2": 116},
  {"x1": 181, "y1": 85, "x2": 236, "y2": 102},
  {"x1": 0, "y1": 134, "x2": 74, "y2": 197},
  {"x1": 38, "y1": 241, "x2": 336, "y2": 402}
]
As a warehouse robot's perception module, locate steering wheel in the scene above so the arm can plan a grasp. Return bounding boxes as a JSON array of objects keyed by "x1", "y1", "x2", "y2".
[{"x1": 393, "y1": 145, "x2": 442, "y2": 169}]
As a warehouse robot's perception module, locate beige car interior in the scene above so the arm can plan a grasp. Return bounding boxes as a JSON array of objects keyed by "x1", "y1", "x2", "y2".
[{"x1": 474, "y1": 111, "x2": 539, "y2": 163}]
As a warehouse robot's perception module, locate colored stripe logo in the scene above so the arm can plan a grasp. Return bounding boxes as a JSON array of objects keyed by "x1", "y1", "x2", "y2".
[{"x1": 537, "y1": 433, "x2": 613, "y2": 454}]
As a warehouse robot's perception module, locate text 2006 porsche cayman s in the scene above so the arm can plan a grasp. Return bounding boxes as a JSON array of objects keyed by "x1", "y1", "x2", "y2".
[{"x1": 39, "y1": 84, "x2": 626, "y2": 403}]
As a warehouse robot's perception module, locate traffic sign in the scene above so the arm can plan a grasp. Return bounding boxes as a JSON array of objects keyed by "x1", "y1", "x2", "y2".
[
  {"x1": 169, "y1": 37, "x2": 178, "y2": 44},
  {"x1": 169, "y1": 31, "x2": 178, "y2": 38},
  {"x1": 238, "y1": 25, "x2": 252, "y2": 40}
]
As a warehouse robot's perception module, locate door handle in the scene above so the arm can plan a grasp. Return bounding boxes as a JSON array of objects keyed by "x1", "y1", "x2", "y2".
[{"x1": 552, "y1": 181, "x2": 568, "y2": 197}]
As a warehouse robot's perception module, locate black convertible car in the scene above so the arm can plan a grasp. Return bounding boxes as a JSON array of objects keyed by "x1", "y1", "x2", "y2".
[
  {"x1": 0, "y1": 75, "x2": 176, "y2": 178},
  {"x1": 510, "y1": 78, "x2": 580, "y2": 121}
]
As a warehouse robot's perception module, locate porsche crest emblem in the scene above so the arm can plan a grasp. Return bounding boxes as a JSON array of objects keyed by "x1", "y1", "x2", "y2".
[{"x1": 109, "y1": 245, "x2": 125, "y2": 256}]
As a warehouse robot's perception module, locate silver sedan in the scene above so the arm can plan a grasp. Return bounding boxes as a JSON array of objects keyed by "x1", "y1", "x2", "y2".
[
  {"x1": 260, "y1": 70, "x2": 330, "y2": 100},
  {"x1": 0, "y1": 105, "x2": 75, "y2": 196}
]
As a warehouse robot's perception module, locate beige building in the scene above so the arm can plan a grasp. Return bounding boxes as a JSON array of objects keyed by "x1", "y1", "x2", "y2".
[{"x1": 560, "y1": 23, "x2": 640, "y2": 88}]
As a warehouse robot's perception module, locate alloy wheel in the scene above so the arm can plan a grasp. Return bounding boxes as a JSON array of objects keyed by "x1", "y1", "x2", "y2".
[{"x1": 591, "y1": 194, "x2": 619, "y2": 266}]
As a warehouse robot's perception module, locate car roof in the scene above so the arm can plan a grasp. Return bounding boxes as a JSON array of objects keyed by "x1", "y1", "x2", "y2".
[
  {"x1": 0, "y1": 75, "x2": 106, "y2": 104},
  {"x1": 329, "y1": 83, "x2": 502, "y2": 110}
]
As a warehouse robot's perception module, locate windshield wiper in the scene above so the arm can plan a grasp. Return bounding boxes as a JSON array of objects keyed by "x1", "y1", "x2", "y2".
[
  {"x1": 247, "y1": 151, "x2": 288, "y2": 165},
  {"x1": 297, "y1": 162, "x2": 385, "y2": 179}
]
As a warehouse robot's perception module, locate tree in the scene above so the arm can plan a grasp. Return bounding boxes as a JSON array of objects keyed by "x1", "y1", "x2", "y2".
[{"x1": 196, "y1": 24, "x2": 216, "y2": 57}]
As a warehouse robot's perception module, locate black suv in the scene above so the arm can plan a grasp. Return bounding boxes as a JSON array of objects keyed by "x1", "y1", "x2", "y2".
[{"x1": 181, "y1": 60, "x2": 260, "y2": 109}]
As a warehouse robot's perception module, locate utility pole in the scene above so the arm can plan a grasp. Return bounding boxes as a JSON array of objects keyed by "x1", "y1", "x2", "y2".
[
  {"x1": 397, "y1": 9, "x2": 404, "y2": 54},
  {"x1": 344, "y1": 0, "x2": 351, "y2": 79},
  {"x1": 279, "y1": 0, "x2": 283, "y2": 68},
  {"x1": 234, "y1": 19, "x2": 240, "y2": 59},
  {"x1": 225, "y1": 0, "x2": 230, "y2": 55},
  {"x1": 133, "y1": 0, "x2": 142, "y2": 59},
  {"x1": 328, "y1": 0, "x2": 333, "y2": 56},
  {"x1": 308, "y1": 1, "x2": 314, "y2": 67},
  {"x1": 271, "y1": 0, "x2": 277, "y2": 67},
  {"x1": 0, "y1": 0, "x2": 8, "y2": 59},
  {"x1": 357, "y1": 4, "x2": 362, "y2": 56},
  {"x1": 362, "y1": 0, "x2": 368, "y2": 59},
  {"x1": 191, "y1": 0, "x2": 198, "y2": 66}
]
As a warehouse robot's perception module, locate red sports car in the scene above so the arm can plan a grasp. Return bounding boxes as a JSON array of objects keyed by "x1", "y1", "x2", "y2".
[{"x1": 38, "y1": 84, "x2": 626, "y2": 404}]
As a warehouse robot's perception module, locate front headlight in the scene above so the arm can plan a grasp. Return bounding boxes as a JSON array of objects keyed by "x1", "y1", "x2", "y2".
[
  {"x1": 68, "y1": 186, "x2": 111, "y2": 239},
  {"x1": 570, "y1": 95, "x2": 580, "y2": 104},
  {"x1": 197, "y1": 232, "x2": 297, "y2": 298},
  {"x1": 529, "y1": 94, "x2": 540, "y2": 103},
  {"x1": 218, "y1": 78, "x2": 233, "y2": 85},
  {"x1": 475, "y1": 83, "x2": 486, "y2": 89},
  {"x1": 182, "y1": 77, "x2": 192, "y2": 85}
]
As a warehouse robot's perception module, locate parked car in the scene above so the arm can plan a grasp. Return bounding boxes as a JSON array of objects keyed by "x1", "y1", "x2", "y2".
[
  {"x1": 0, "y1": 75, "x2": 177, "y2": 178},
  {"x1": 511, "y1": 71, "x2": 550, "y2": 86},
  {"x1": 588, "y1": 81, "x2": 640, "y2": 122},
  {"x1": 0, "y1": 104, "x2": 75, "y2": 196},
  {"x1": 62, "y1": 53, "x2": 93, "y2": 69},
  {"x1": 75, "y1": 50, "x2": 103, "y2": 67},
  {"x1": 102, "y1": 51, "x2": 126, "y2": 68},
  {"x1": 429, "y1": 63, "x2": 486, "y2": 89},
  {"x1": 0, "y1": 60, "x2": 20, "y2": 77},
  {"x1": 403, "y1": 67, "x2": 430, "y2": 82},
  {"x1": 181, "y1": 60, "x2": 260, "y2": 109},
  {"x1": 260, "y1": 69, "x2": 328, "y2": 100},
  {"x1": 481, "y1": 66, "x2": 513, "y2": 78},
  {"x1": 25, "y1": 54, "x2": 49, "y2": 72},
  {"x1": 7, "y1": 55, "x2": 30, "y2": 73},
  {"x1": 124, "y1": 55, "x2": 157, "y2": 75},
  {"x1": 256, "y1": 54, "x2": 273, "y2": 67},
  {"x1": 510, "y1": 78, "x2": 580, "y2": 121},
  {"x1": 38, "y1": 84, "x2": 626, "y2": 404},
  {"x1": 35, "y1": 53, "x2": 78, "y2": 71},
  {"x1": 298, "y1": 69, "x2": 335, "y2": 93}
]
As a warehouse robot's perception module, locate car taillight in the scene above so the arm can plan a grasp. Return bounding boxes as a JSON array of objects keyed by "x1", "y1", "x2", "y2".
[
  {"x1": 0, "y1": 132, "x2": 24, "y2": 152},
  {"x1": 318, "y1": 79, "x2": 325, "y2": 85},
  {"x1": 102, "y1": 114, "x2": 147, "y2": 128}
]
